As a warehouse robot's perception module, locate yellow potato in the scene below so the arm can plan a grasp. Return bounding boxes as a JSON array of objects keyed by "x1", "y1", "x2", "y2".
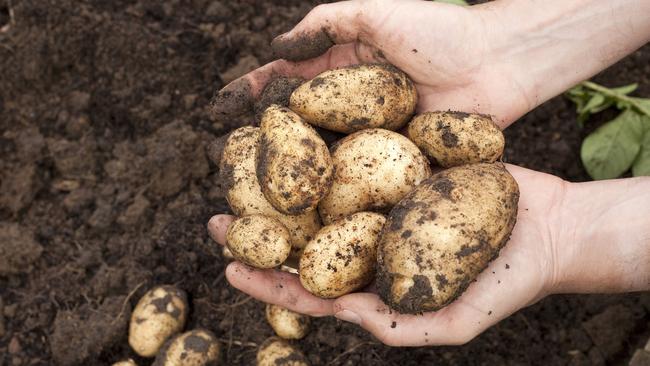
[
  {"x1": 257, "y1": 105, "x2": 333, "y2": 215},
  {"x1": 377, "y1": 163, "x2": 519, "y2": 313},
  {"x1": 407, "y1": 111, "x2": 505, "y2": 167},
  {"x1": 300, "y1": 212, "x2": 386, "y2": 298},
  {"x1": 290, "y1": 64, "x2": 417, "y2": 133},
  {"x1": 129, "y1": 285, "x2": 188, "y2": 357},
  {"x1": 256, "y1": 338, "x2": 309, "y2": 366},
  {"x1": 318, "y1": 129, "x2": 431, "y2": 224},
  {"x1": 226, "y1": 215, "x2": 291, "y2": 269},
  {"x1": 153, "y1": 329, "x2": 220, "y2": 366},
  {"x1": 265, "y1": 304, "x2": 310, "y2": 340},
  {"x1": 220, "y1": 126, "x2": 321, "y2": 256},
  {"x1": 112, "y1": 360, "x2": 137, "y2": 366}
]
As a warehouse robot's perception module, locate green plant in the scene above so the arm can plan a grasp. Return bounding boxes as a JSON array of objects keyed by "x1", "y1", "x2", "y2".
[
  {"x1": 435, "y1": 0, "x2": 469, "y2": 6},
  {"x1": 567, "y1": 81, "x2": 650, "y2": 180}
]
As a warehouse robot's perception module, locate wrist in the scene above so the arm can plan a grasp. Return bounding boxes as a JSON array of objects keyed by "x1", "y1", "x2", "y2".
[{"x1": 551, "y1": 177, "x2": 650, "y2": 295}]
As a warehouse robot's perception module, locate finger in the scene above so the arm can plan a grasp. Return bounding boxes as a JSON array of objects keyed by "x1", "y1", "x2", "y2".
[
  {"x1": 207, "y1": 214, "x2": 235, "y2": 245},
  {"x1": 271, "y1": 0, "x2": 383, "y2": 61},
  {"x1": 226, "y1": 261, "x2": 335, "y2": 317},
  {"x1": 210, "y1": 43, "x2": 373, "y2": 119}
]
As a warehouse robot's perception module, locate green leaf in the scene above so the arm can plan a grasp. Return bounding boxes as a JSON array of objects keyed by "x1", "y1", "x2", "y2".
[
  {"x1": 611, "y1": 83, "x2": 638, "y2": 95},
  {"x1": 581, "y1": 109, "x2": 645, "y2": 180},
  {"x1": 632, "y1": 116, "x2": 650, "y2": 176},
  {"x1": 435, "y1": 0, "x2": 469, "y2": 5}
]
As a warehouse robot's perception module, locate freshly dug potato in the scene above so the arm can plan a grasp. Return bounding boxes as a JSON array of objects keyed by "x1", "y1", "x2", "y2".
[
  {"x1": 129, "y1": 285, "x2": 188, "y2": 357},
  {"x1": 319, "y1": 129, "x2": 431, "y2": 224},
  {"x1": 407, "y1": 111, "x2": 505, "y2": 167},
  {"x1": 226, "y1": 215, "x2": 291, "y2": 269},
  {"x1": 300, "y1": 212, "x2": 386, "y2": 298},
  {"x1": 377, "y1": 163, "x2": 519, "y2": 313},
  {"x1": 112, "y1": 360, "x2": 137, "y2": 366},
  {"x1": 290, "y1": 64, "x2": 417, "y2": 133},
  {"x1": 153, "y1": 329, "x2": 220, "y2": 366},
  {"x1": 256, "y1": 338, "x2": 309, "y2": 366},
  {"x1": 220, "y1": 126, "x2": 321, "y2": 256},
  {"x1": 222, "y1": 246, "x2": 234, "y2": 260},
  {"x1": 257, "y1": 105, "x2": 333, "y2": 215},
  {"x1": 265, "y1": 304, "x2": 310, "y2": 340}
]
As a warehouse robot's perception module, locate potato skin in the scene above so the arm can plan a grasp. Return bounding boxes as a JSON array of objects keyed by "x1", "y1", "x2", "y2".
[
  {"x1": 220, "y1": 126, "x2": 321, "y2": 256},
  {"x1": 226, "y1": 215, "x2": 291, "y2": 269},
  {"x1": 377, "y1": 163, "x2": 519, "y2": 313},
  {"x1": 128, "y1": 285, "x2": 188, "y2": 357},
  {"x1": 256, "y1": 338, "x2": 310, "y2": 366},
  {"x1": 407, "y1": 111, "x2": 505, "y2": 167},
  {"x1": 319, "y1": 129, "x2": 431, "y2": 224},
  {"x1": 112, "y1": 360, "x2": 137, "y2": 366},
  {"x1": 290, "y1": 64, "x2": 417, "y2": 133},
  {"x1": 265, "y1": 304, "x2": 310, "y2": 340},
  {"x1": 300, "y1": 212, "x2": 386, "y2": 298},
  {"x1": 153, "y1": 329, "x2": 220, "y2": 366},
  {"x1": 257, "y1": 105, "x2": 333, "y2": 215}
]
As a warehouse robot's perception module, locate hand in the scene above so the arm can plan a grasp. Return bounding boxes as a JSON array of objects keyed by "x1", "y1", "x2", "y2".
[
  {"x1": 208, "y1": 164, "x2": 571, "y2": 346},
  {"x1": 210, "y1": 0, "x2": 532, "y2": 127}
]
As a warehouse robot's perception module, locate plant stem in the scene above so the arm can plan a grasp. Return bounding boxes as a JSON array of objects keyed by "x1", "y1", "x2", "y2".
[{"x1": 581, "y1": 81, "x2": 650, "y2": 116}]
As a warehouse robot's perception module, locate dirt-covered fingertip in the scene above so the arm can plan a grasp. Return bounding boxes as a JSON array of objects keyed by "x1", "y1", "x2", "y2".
[
  {"x1": 271, "y1": 27, "x2": 334, "y2": 62},
  {"x1": 209, "y1": 77, "x2": 254, "y2": 119}
]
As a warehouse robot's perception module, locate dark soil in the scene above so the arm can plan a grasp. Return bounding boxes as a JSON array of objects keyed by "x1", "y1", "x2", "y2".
[{"x1": 0, "y1": 0, "x2": 648, "y2": 365}]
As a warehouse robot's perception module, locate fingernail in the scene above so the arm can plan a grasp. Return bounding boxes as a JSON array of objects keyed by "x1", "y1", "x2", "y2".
[{"x1": 335, "y1": 310, "x2": 361, "y2": 325}]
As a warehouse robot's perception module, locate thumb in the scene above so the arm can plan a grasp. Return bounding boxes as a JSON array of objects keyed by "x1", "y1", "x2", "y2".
[{"x1": 272, "y1": 0, "x2": 384, "y2": 61}]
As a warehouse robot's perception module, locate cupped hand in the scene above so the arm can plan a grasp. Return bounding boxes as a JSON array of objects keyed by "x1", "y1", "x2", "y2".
[
  {"x1": 210, "y1": 0, "x2": 535, "y2": 127},
  {"x1": 207, "y1": 164, "x2": 571, "y2": 346}
]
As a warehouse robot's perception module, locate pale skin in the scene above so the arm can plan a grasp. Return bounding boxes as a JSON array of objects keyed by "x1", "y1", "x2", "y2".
[{"x1": 208, "y1": 0, "x2": 650, "y2": 346}]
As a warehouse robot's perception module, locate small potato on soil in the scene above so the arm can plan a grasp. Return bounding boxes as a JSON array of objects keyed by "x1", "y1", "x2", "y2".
[
  {"x1": 319, "y1": 129, "x2": 431, "y2": 224},
  {"x1": 265, "y1": 304, "x2": 310, "y2": 340},
  {"x1": 226, "y1": 214, "x2": 291, "y2": 269},
  {"x1": 112, "y1": 359, "x2": 137, "y2": 366},
  {"x1": 256, "y1": 105, "x2": 333, "y2": 215},
  {"x1": 407, "y1": 111, "x2": 505, "y2": 167},
  {"x1": 220, "y1": 126, "x2": 321, "y2": 256},
  {"x1": 256, "y1": 337, "x2": 310, "y2": 366},
  {"x1": 153, "y1": 329, "x2": 220, "y2": 366},
  {"x1": 300, "y1": 212, "x2": 386, "y2": 298},
  {"x1": 129, "y1": 285, "x2": 188, "y2": 357},
  {"x1": 377, "y1": 163, "x2": 519, "y2": 313},
  {"x1": 290, "y1": 64, "x2": 417, "y2": 133}
]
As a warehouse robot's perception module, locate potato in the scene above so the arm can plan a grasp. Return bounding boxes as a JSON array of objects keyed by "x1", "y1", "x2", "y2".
[
  {"x1": 265, "y1": 304, "x2": 310, "y2": 340},
  {"x1": 226, "y1": 215, "x2": 291, "y2": 269},
  {"x1": 407, "y1": 111, "x2": 505, "y2": 167},
  {"x1": 256, "y1": 105, "x2": 333, "y2": 215},
  {"x1": 153, "y1": 329, "x2": 220, "y2": 366},
  {"x1": 256, "y1": 338, "x2": 309, "y2": 366},
  {"x1": 318, "y1": 129, "x2": 431, "y2": 224},
  {"x1": 129, "y1": 285, "x2": 188, "y2": 357},
  {"x1": 112, "y1": 360, "x2": 137, "y2": 366},
  {"x1": 377, "y1": 163, "x2": 519, "y2": 313},
  {"x1": 300, "y1": 212, "x2": 386, "y2": 298},
  {"x1": 290, "y1": 64, "x2": 417, "y2": 133},
  {"x1": 222, "y1": 246, "x2": 234, "y2": 260},
  {"x1": 220, "y1": 126, "x2": 321, "y2": 256}
]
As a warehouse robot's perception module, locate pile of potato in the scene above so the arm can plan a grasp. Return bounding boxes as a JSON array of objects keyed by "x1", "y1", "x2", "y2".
[{"x1": 220, "y1": 63, "x2": 518, "y2": 314}]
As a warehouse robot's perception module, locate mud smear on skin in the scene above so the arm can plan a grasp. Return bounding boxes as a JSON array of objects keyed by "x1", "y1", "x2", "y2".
[
  {"x1": 271, "y1": 27, "x2": 335, "y2": 62},
  {"x1": 210, "y1": 78, "x2": 254, "y2": 119}
]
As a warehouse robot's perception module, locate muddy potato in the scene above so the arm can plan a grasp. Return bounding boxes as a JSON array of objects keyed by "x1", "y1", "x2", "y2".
[
  {"x1": 257, "y1": 105, "x2": 333, "y2": 215},
  {"x1": 265, "y1": 304, "x2": 310, "y2": 340},
  {"x1": 300, "y1": 212, "x2": 386, "y2": 298},
  {"x1": 112, "y1": 360, "x2": 137, "y2": 366},
  {"x1": 153, "y1": 329, "x2": 220, "y2": 366},
  {"x1": 290, "y1": 64, "x2": 417, "y2": 133},
  {"x1": 257, "y1": 338, "x2": 309, "y2": 366},
  {"x1": 220, "y1": 126, "x2": 321, "y2": 256},
  {"x1": 319, "y1": 129, "x2": 431, "y2": 224},
  {"x1": 377, "y1": 163, "x2": 519, "y2": 313},
  {"x1": 407, "y1": 111, "x2": 505, "y2": 167},
  {"x1": 226, "y1": 215, "x2": 291, "y2": 269},
  {"x1": 129, "y1": 285, "x2": 188, "y2": 357}
]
